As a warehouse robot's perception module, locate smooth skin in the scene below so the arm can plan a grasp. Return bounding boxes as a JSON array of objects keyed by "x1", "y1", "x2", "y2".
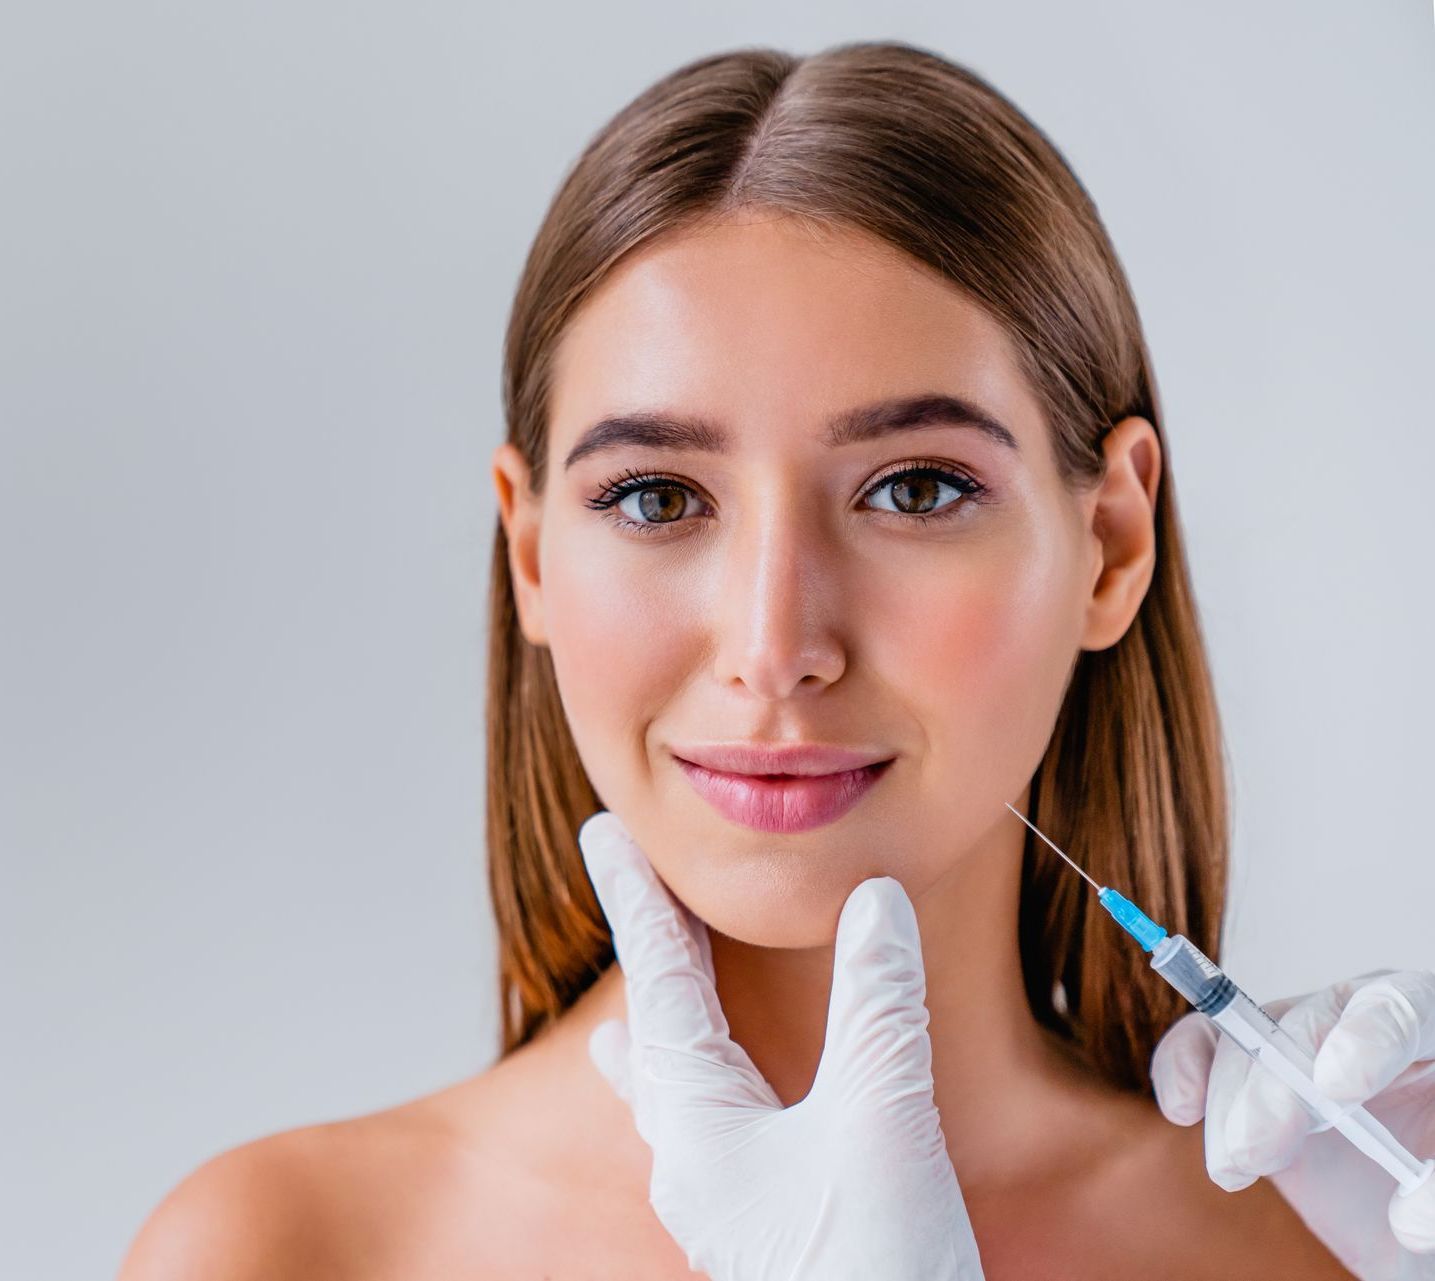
[{"x1": 118, "y1": 211, "x2": 1353, "y2": 1279}]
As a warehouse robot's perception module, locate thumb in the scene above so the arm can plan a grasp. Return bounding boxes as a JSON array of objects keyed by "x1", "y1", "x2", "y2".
[
  {"x1": 588, "y1": 1017, "x2": 635, "y2": 1108},
  {"x1": 815, "y1": 876, "x2": 935, "y2": 1109},
  {"x1": 1389, "y1": 1164, "x2": 1435, "y2": 1254}
]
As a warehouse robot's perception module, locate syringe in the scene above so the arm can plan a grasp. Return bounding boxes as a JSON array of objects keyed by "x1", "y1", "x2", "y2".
[{"x1": 1005, "y1": 802, "x2": 1435, "y2": 1197}]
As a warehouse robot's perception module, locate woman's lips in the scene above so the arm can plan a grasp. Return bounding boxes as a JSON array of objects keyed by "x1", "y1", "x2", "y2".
[{"x1": 673, "y1": 755, "x2": 894, "y2": 833}]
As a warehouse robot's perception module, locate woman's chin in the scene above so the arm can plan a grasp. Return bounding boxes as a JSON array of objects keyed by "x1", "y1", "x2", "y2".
[
  {"x1": 703, "y1": 905, "x2": 840, "y2": 949},
  {"x1": 664, "y1": 852, "x2": 898, "y2": 950}
]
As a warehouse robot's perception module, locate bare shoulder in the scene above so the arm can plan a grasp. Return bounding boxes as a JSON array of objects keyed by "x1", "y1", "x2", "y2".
[
  {"x1": 967, "y1": 1056, "x2": 1356, "y2": 1280},
  {"x1": 116, "y1": 967, "x2": 662, "y2": 1281},
  {"x1": 115, "y1": 1084, "x2": 515, "y2": 1281},
  {"x1": 1090, "y1": 1099, "x2": 1357, "y2": 1278},
  {"x1": 116, "y1": 1124, "x2": 334, "y2": 1281}
]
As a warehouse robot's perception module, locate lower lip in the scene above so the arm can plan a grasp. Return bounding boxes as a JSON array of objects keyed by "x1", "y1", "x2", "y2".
[{"x1": 673, "y1": 756, "x2": 894, "y2": 833}]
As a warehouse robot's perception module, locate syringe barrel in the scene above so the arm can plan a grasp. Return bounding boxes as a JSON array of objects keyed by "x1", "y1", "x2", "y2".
[
  {"x1": 1149, "y1": 932, "x2": 1233, "y2": 1013},
  {"x1": 1150, "y1": 935, "x2": 1435, "y2": 1195}
]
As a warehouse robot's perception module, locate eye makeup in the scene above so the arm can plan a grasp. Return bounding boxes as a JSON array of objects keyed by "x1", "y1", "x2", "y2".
[{"x1": 583, "y1": 459, "x2": 989, "y2": 537}]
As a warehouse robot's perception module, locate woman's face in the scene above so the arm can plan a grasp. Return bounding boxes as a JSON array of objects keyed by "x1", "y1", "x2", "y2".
[{"x1": 494, "y1": 211, "x2": 1155, "y2": 948}]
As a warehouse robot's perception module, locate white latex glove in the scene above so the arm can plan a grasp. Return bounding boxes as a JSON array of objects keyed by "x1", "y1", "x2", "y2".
[
  {"x1": 577, "y1": 809, "x2": 985, "y2": 1281},
  {"x1": 1151, "y1": 968, "x2": 1435, "y2": 1280}
]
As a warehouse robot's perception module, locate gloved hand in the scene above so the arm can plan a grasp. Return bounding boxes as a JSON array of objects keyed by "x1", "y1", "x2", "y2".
[
  {"x1": 577, "y1": 809, "x2": 985, "y2": 1281},
  {"x1": 1151, "y1": 968, "x2": 1435, "y2": 1280}
]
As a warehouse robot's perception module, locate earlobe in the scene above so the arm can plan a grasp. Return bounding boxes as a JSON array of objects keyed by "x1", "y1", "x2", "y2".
[
  {"x1": 1079, "y1": 417, "x2": 1162, "y2": 652},
  {"x1": 491, "y1": 443, "x2": 548, "y2": 647}
]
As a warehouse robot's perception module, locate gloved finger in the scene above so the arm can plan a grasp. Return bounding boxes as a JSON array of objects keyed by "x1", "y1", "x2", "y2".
[
  {"x1": 578, "y1": 810, "x2": 774, "y2": 1102},
  {"x1": 1313, "y1": 970, "x2": 1435, "y2": 1105},
  {"x1": 1389, "y1": 1166, "x2": 1435, "y2": 1255},
  {"x1": 677, "y1": 896, "x2": 716, "y2": 987},
  {"x1": 1223, "y1": 989, "x2": 1347, "y2": 1177},
  {"x1": 1150, "y1": 1012, "x2": 1219, "y2": 1125},
  {"x1": 588, "y1": 1016, "x2": 692, "y2": 1153},
  {"x1": 1204, "y1": 1023, "x2": 1264, "y2": 1191},
  {"x1": 589, "y1": 1017, "x2": 636, "y2": 1108},
  {"x1": 578, "y1": 809, "x2": 730, "y2": 1054},
  {"x1": 815, "y1": 876, "x2": 938, "y2": 1117}
]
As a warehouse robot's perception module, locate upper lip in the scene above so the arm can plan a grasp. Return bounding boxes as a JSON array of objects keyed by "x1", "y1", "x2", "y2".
[{"x1": 670, "y1": 742, "x2": 894, "y2": 777}]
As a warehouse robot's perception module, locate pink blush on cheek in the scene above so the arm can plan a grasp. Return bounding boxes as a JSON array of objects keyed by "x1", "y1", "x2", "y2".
[
  {"x1": 885, "y1": 568, "x2": 1080, "y2": 785},
  {"x1": 892, "y1": 582, "x2": 1020, "y2": 687},
  {"x1": 539, "y1": 546, "x2": 709, "y2": 813}
]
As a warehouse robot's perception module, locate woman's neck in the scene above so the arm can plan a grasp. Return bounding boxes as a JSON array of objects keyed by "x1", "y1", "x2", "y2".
[{"x1": 707, "y1": 802, "x2": 1106, "y2": 1196}]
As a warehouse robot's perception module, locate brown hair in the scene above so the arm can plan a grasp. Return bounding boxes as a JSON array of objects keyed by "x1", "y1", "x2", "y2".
[{"x1": 487, "y1": 39, "x2": 1229, "y2": 1093}]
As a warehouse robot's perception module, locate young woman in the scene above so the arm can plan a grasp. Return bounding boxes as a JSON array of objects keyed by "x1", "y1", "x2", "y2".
[{"x1": 120, "y1": 40, "x2": 1434, "y2": 1280}]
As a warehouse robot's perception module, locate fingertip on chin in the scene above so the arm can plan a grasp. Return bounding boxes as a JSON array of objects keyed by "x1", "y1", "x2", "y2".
[
  {"x1": 579, "y1": 812, "x2": 653, "y2": 899},
  {"x1": 838, "y1": 875, "x2": 911, "y2": 932},
  {"x1": 578, "y1": 808, "x2": 624, "y2": 852}
]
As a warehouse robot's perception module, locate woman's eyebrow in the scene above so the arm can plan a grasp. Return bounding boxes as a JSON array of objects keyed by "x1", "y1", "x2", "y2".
[{"x1": 562, "y1": 392, "x2": 1019, "y2": 471}]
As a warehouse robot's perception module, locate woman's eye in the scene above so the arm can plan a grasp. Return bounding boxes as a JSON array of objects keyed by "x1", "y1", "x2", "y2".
[
  {"x1": 613, "y1": 483, "x2": 700, "y2": 529},
  {"x1": 584, "y1": 463, "x2": 986, "y2": 535},
  {"x1": 864, "y1": 466, "x2": 985, "y2": 519},
  {"x1": 583, "y1": 474, "x2": 708, "y2": 534}
]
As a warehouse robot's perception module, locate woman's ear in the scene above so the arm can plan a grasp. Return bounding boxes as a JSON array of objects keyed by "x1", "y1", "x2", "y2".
[
  {"x1": 492, "y1": 442, "x2": 548, "y2": 647},
  {"x1": 1079, "y1": 416, "x2": 1162, "y2": 652}
]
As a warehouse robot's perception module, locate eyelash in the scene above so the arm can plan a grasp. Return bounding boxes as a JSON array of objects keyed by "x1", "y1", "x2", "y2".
[{"x1": 583, "y1": 459, "x2": 988, "y2": 537}]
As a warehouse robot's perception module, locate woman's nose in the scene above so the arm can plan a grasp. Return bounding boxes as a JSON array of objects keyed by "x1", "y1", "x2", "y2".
[{"x1": 710, "y1": 507, "x2": 847, "y2": 699}]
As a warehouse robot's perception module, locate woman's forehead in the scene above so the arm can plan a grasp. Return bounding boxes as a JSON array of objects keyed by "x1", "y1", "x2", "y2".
[{"x1": 549, "y1": 217, "x2": 1039, "y2": 462}]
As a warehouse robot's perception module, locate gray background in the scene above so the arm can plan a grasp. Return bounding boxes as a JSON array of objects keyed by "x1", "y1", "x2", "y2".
[{"x1": 2, "y1": 2, "x2": 1432, "y2": 1276}]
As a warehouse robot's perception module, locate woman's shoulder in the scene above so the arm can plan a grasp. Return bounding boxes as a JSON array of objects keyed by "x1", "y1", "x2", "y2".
[
  {"x1": 114, "y1": 1116, "x2": 357, "y2": 1280},
  {"x1": 1062, "y1": 1092, "x2": 1357, "y2": 1279},
  {"x1": 117, "y1": 1100, "x2": 469, "y2": 1275},
  {"x1": 964, "y1": 1049, "x2": 1356, "y2": 1280},
  {"x1": 117, "y1": 966, "x2": 684, "y2": 1280}
]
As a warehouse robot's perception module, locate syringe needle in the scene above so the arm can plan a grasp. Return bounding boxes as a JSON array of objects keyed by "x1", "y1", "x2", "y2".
[
  {"x1": 1004, "y1": 803, "x2": 1166, "y2": 947},
  {"x1": 1004, "y1": 801, "x2": 1102, "y2": 891}
]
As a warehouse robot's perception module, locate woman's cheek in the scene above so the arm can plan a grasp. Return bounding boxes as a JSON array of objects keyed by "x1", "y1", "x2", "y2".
[
  {"x1": 540, "y1": 532, "x2": 693, "y2": 820},
  {"x1": 541, "y1": 539, "x2": 637, "y2": 801},
  {"x1": 882, "y1": 536, "x2": 1081, "y2": 825}
]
